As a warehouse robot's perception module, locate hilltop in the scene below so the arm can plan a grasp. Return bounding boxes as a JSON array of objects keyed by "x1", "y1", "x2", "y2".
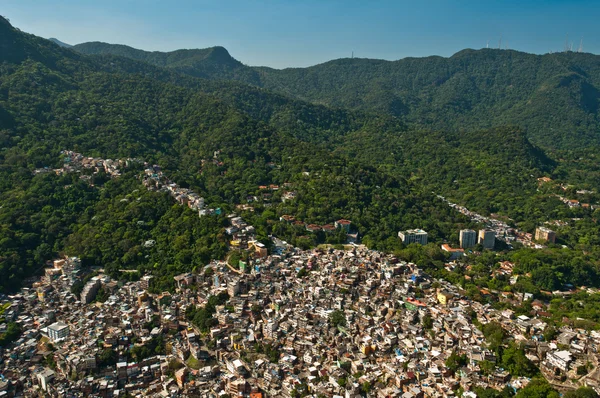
[
  {"x1": 0, "y1": 15, "x2": 471, "y2": 292},
  {"x1": 72, "y1": 41, "x2": 262, "y2": 84},
  {"x1": 0, "y1": 15, "x2": 596, "y2": 295},
  {"x1": 48, "y1": 38, "x2": 72, "y2": 48},
  {"x1": 71, "y1": 41, "x2": 600, "y2": 150}
]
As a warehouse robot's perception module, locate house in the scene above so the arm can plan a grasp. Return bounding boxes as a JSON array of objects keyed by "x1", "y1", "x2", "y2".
[
  {"x1": 306, "y1": 224, "x2": 322, "y2": 233},
  {"x1": 335, "y1": 219, "x2": 352, "y2": 232},
  {"x1": 36, "y1": 368, "x2": 55, "y2": 392},
  {"x1": 546, "y1": 350, "x2": 572, "y2": 371},
  {"x1": 441, "y1": 244, "x2": 464, "y2": 260},
  {"x1": 557, "y1": 331, "x2": 576, "y2": 346},
  {"x1": 174, "y1": 273, "x2": 195, "y2": 289},
  {"x1": 436, "y1": 290, "x2": 453, "y2": 306},
  {"x1": 249, "y1": 241, "x2": 268, "y2": 258}
]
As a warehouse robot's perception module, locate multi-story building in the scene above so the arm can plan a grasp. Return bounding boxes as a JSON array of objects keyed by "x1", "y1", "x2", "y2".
[
  {"x1": 478, "y1": 229, "x2": 496, "y2": 249},
  {"x1": 398, "y1": 229, "x2": 428, "y2": 245},
  {"x1": 36, "y1": 368, "x2": 55, "y2": 392},
  {"x1": 546, "y1": 350, "x2": 572, "y2": 371},
  {"x1": 535, "y1": 227, "x2": 556, "y2": 243},
  {"x1": 459, "y1": 229, "x2": 477, "y2": 249},
  {"x1": 263, "y1": 320, "x2": 279, "y2": 339},
  {"x1": 139, "y1": 275, "x2": 154, "y2": 290},
  {"x1": 80, "y1": 277, "x2": 101, "y2": 304},
  {"x1": 47, "y1": 321, "x2": 69, "y2": 342}
]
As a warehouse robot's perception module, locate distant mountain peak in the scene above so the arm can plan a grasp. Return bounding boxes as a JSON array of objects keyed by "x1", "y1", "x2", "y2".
[
  {"x1": 0, "y1": 14, "x2": 15, "y2": 34},
  {"x1": 48, "y1": 38, "x2": 72, "y2": 48},
  {"x1": 71, "y1": 42, "x2": 246, "y2": 76},
  {"x1": 0, "y1": 14, "x2": 11, "y2": 26}
]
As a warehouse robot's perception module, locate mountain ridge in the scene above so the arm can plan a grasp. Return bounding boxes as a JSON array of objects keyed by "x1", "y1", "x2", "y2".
[
  {"x1": 69, "y1": 39, "x2": 600, "y2": 149},
  {"x1": 48, "y1": 37, "x2": 72, "y2": 48},
  {"x1": 1, "y1": 14, "x2": 596, "y2": 297}
]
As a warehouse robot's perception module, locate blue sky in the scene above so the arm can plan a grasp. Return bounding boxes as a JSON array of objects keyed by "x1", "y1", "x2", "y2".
[{"x1": 3, "y1": 0, "x2": 599, "y2": 68}]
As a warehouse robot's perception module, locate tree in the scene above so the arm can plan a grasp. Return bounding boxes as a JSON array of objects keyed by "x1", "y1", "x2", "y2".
[
  {"x1": 329, "y1": 310, "x2": 347, "y2": 328},
  {"x1": 563, "y1": 387, "x2": 599, "y2": 398},
  {"x1": 531, "y1": 267, "x2": 559, "y2": 291},
  {"x1": 0, "y1": 322, "x2": 21, "y2": 347},
  {"x1": 515, "y1": 378, "x2": 559, "y2": 398},
  {"x1": 482, "y1": 322, "x2": 506, "y2": 354},
  {"x1": 502, "y1": 343, "x2": 538, "y2": 377},
  {"x1": 445, "y1": 351, "x2": 467, "y2": 372},
  {"x1": 422, "y1": 313, "x2": 433, "y2": 329},
  {"x1": 543, "y1": 326, "x2": 558, "y2": 342},
  {"x1": 474, "y1": 386, "x2": 515, "y2": 398},
  {"x1": 479, "y1": 360, "x2": 495, "y2": 376},
  {"x1": 361, "y1": 381, "x2": 372, "y2": 394},
  {"x1": 296, "y1": 267, "x2": 308, "y2": 278},
  {"x1": 98, "y1": 348, "x2": 118, "y2": 367}
]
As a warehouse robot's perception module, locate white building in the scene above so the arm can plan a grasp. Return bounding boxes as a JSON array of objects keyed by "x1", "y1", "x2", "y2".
[
  {"x1": 546, "y1": 350, "x2": 572, "y2": 371},
  {"x1": 398, "y1": 229, "x2": 428, "y2": 245},
  {"x1": 47, "y1": 321, "x2": 69, "y2": 342},
  {"x1": 36, "y1": 368, "x2": 55, "y2": 392}
]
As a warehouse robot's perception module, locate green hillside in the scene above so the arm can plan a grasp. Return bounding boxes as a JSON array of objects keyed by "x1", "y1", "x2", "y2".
[
  {"x1": 0, "y1": 16, "x2": 468, "y2": 292},
  {"x1": 73, "y1": 41, "x2": 262, "y2": 84},
  {"x1": 1, "y1": 16, "x2": 598, "y2": 294},
  {"x1": 72, "y1": 40, "x2": 600, "y2": 149}
]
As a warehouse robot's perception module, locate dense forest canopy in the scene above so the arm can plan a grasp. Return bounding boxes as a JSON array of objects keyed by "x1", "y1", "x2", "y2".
[
  {"x1": 73, "y1": 39, "x2": 600, "y2": 150},
  {"x1": 0, "y1": 15, "x2": 599, "y2": 298}
]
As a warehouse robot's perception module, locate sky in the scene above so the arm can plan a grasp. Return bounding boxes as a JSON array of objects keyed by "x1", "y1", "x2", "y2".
[{"x1": 2, "y1": 0, "x2": 599, "y2": 69}]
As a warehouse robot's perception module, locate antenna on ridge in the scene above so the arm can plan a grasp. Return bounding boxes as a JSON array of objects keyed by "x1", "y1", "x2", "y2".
[
  {"x1": 498, "y1": 34, "x2": 502, "y2": 49},
  {"x1": 486, "y1": 40, "x2": 489, "y2": 49},
  {"x1": 351, "y1": 51, "x2": 354, "y2": 59},
  {"x1": 564, "y1": 33, "x2": 569, "y2": 52},
  {"x1": 578, "y1": 37, "x2": 584, "y2": 53}
]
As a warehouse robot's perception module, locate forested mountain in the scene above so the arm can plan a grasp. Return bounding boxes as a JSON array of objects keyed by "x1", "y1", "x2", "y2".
[
  {"x1": 0, "y1": 16, "x2": 468, "y2": 292},
  {"x1": 73, "y1": 41, "x2": 262, "y2": 84},
  {"x1": 257, "y1": 49, "x2": 600, "y2": 150},
  {"x1": 1, "y1": 16, "x2": 598, "y2": 294},
  {"x1": 72, "y1": 40, "x2": 600, "y2": 150}
]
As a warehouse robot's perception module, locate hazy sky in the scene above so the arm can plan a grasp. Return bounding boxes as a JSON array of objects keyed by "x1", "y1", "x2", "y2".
[{"x1": 2, "y1": 0, "x2": 599, "y2": 68}]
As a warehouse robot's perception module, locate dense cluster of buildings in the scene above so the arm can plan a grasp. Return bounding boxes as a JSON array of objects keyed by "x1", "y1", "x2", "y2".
[
  {"x1": 56, "y1": 150, "x2": 139, "y2": 178},
  {"x1": 14, "y1": 151, "x2": 600, "y2": 397},
  {"x1": 48, "y1": 150, "x2": 222, "y2": 220},
  {"x1": 141, "y1": 165, "x2": 218, "y2": 217},
  {"x1": 436, "y1": 196, "x2": 549, "y2": 249},
  {"x1": 3, "y1": 241, "x2": 600, "y2": 397}
]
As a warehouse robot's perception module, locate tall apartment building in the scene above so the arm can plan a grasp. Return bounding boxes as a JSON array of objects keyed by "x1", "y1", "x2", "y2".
[
  {"x1": 535, "y1": 227, "x2": 556, "y2": 243},
  {"x1": 478, "y1": 229, "x2": 496, "y2": 249},
  {"x1": 80, "y1": 277, "x2": 102, "y2": 304},
  {"x1": 263, "y1": 320, "x2": 279, "y2": 339},
  {"x1": 47, "y1": 321, "x2": 69, "y2": 342},
  {"x1": 139, "y1": 275, "x2": 154, "y2": 290},
  {"x1": 398, "y1": 229, "x2": 428, "y2": 245},
  {"x1": 459, "y1": 229, "x2": 477, "y2": 249}
]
